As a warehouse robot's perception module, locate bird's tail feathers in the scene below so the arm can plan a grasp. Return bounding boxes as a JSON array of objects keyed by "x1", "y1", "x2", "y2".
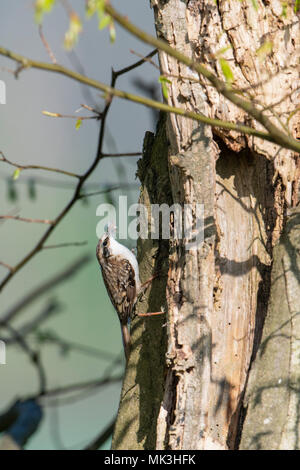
[{"x1": 121, "y1": 323, "x2": 131, "y2": 361}]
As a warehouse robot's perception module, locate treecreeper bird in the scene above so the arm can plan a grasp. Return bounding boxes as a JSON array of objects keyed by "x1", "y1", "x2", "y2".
[{"x1": 96, "y1": 224, "x2": 162, "y2": 361}]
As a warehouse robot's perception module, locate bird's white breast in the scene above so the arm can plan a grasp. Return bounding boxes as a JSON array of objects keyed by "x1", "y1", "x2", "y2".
[{"x1": 109, "y1": 237, "x2": 141, "y2": 290}]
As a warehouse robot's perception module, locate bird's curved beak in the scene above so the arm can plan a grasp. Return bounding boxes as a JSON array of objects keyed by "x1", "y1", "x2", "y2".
[{"x1": 104, "y1": 222, "x2": 117, "y2": 238}]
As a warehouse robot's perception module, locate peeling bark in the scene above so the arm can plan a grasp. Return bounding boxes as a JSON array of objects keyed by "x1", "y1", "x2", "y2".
[{"x1": 154, "y1": 0, "x2": 299, "y2": 204}]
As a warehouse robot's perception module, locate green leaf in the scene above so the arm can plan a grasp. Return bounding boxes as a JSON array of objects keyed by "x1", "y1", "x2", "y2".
[
  {"x1": 295, "y1": 0, "x2": 300, "y2": 12},
  {"x1": 86, "y1": 0, "x2": 105, "y2": 18},
  {"x1": 256, "y1": 41, "x2": 273, "y2": 62},
  {"x1": 219, "y1": 58, "x2": 234, "y2": 84},
  {"x1": 96, "y1": 0, "x2": 106, "y2": 16},
  {"x1": 99, "y1": 15, "x2": 111, "y2": 30},
  {"x1": 34, "y1": 0, "x2": 56, "y2": 24},
  {"x1": 158, "y1": 76, "x2": 172, "y2": 85},
  {"x1": 64, "y1": 13, "x2": 82, "y2": 50},
  {"x1": 162, "y1": 82, "x2": 169, "y2": 99},
  {"x1": 109, "y1": 22, "x2": 116, "y2": 43},
  {"x1": 158, "y1": 76, "x2": 172, "y2": 100},
  {"x1": 86, "y1": 0, "x2": 96, "y2": 17},
  {"x1": 75, "y1": 118, "x2": 82, "y2": 130},
  {"x1": 12, "y1": 168, "x2": 21, "y2": 180}
]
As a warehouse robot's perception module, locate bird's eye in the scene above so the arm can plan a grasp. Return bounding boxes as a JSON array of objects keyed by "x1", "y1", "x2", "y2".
[{"x1": 103, "y1": 238, "x2": 108, "y2": 247}]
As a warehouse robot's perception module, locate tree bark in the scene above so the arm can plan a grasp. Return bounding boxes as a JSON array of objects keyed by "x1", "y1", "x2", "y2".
[
  {"x1": 240, "y1": 207, "x2": 300, "y2": 450},
  {"x1": 112, "y1": 117, "x2": 171, "y2": 449},
  {"x1": 112, "y1": 0, "x2": 299, "y2": 450}
]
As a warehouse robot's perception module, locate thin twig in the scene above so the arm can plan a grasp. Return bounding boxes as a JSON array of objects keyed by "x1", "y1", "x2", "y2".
[
  {"x1": 0, "y1": 46, "x2": 295, "y2": 150},
  {"x1": 1, "y1": 322, "x2": 47, "y2": 395},
  {"x1": 43, "y1": 241, "x2": 88, "y2": 249},
  {"x1": 84, "y1": 418, "x2": 116, "y2": 450},
  {"x1": 37, "y1": 375, "x2": 122, "y2": 399},
  {"x1": 39, "y1": 25, "x2": 57, "y2": 64},
  {"x1": 0, "y1": 255, "x2": 91, "y2": 324},
  {"x1": 114, "y1": 49, "x2": 158, "y2": 76},
  {"x1": 262, "y1": 87, "x2": 300, "y2": 112},
  {"x1": 105, "y1": 3, "x2": 300, "y2": 154},
  {"x1": 0, "y1": 207, "x2": 20, "y2": 225},
  {"x1": 79, "y1": 184, "x2": 138, "y2": 199},
  {"x1": 36, "y1": 352, "x2": 124, "y2": 402},
  {"x1": 0, "y1": 41, "x2": 163, "y2": 292},
  {"x1": 42, "y1": 110, "x2": 102, "y2": 120},
  {"x1": 236, "y1": 62, "x2": 299, "y2": 94},
  {"x1": 2, "y1": 300, "x2": 62, "y2": 345},
  {"x1": 0, "y1": 261, "x2": 14, "y2": 272},
  {"x1": 0, "y1": 215, "x2": 54, "y2": 224},
  {"x1": 32, "y1": 331, "x2": 122, "y2": 362},
  {"x1": 101, "y1": 152, "x2": 141, "y2": 158},
  {"x1": 0, "y1": 171, "x2": 136, "y2": 191},
  {"x1": 79, "y1": 103, "x2": 101, "y2": 114},
  {"x1": 0, "y1": 151, "x2": 80, "y2": 179}
]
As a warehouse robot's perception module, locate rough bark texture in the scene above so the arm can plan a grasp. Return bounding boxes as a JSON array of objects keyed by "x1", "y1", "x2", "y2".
[
  {"x1": 112, "y1": 0, "x2": 299, "y2": 450},
  {"x1": 240, "y1": 208, "x2": 300, "y2": 450},
  {"x1": 181, "y1": 0, "x2": 299, "y2": 204},
  {"x1": 112, "y1": 116, "x2": 171, "y2": 450}
]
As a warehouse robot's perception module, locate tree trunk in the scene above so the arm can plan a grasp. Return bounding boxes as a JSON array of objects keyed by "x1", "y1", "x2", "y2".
[
  {"x1": 240, "y1": 207, "x2": 300, "y2": 450},
  {"x1": 112, "y1": 117, "x2": 171, "y2": 450},
  {"x1": 112, "y1": 0, "x2": 299, "y2": 450}
]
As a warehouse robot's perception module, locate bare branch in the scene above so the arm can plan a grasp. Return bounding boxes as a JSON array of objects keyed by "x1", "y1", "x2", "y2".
[
  {"x1": 0, "y1": 38, "x2": 159, "y2": 292},
  {"x1": 42, "y1": 110, "x2": 102, "y2": 121},
  {"x1": 0, "y1": 46, "x2": 293, "y2": 150},
  {"x1": 37, "y1": 374, "x2": 122, "y2": 400},
  {"x1": 0, "y1": 261, "x2": 14, "y2": 272},
  {"x1": 0, "y1": 150, "x2": 81, "y2": 179},
  {"x1": 2, "y1": 300, "x2": 62, "y2": 344},
  {"x1": 129, "y1": 49, "x2": 159, "y2": 70},
  {"x1": 0, "y1": 171, "x2": 138, "y2": 192},
  {"x1": 0, "y1": 215, "x2": 54, "y2": 224},
  {"x1": 38, "y1": 25, "x2": 57, "y2": 64},
  {"x1": 84, "y1": 418, "x2": 116, "y2": 450},
  {"x1": 263, "y1": 87, "x2": 300, "y2": 112},
  {"x1": 43, "y1": 241, "x2": 88, "y2": 249},
  {"x1": 1, "y1": 322, "x2": 47, "y2": 395},
  {"x1": 113, "y1": 49, "x2": 158, "y2": 77},
  {"x1": 0, "y1": 254, "x2": 91, "y2": 324},
  {"x1": 32, "y1": 330, "x2": 122, "y2": 362},
  {"x1": 102, "y1": 152, "x2": 141, "y2": 158},
  {"x1": 105, "y1": 3, "x2": 300, "y2": 154},
  {"x1": 79, "y1": 183, "x2": 137, "y2": 199}
]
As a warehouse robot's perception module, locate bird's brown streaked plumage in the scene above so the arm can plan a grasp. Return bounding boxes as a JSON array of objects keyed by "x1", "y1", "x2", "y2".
[
  {"x1": 100, "y1": 255, "x2": 137, "y2": 324},
  {"x1": 96, "y1": 227, "x2": 163, "y2": 361},
  {"x1": 96, "y1": 231, "x2": 140, "y2": 360}
]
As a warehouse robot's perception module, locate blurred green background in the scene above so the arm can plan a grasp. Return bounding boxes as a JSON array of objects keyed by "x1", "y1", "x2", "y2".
[{"x1": 0, "y1": 0, "x2": 158, "y2": 449}]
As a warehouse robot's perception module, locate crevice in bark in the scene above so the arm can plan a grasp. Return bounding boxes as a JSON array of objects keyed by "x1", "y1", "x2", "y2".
[
  {"x1": 164, "y1": 371, "x2": 179, "y2": 449},
  {"x1": 214, "y1": 134, "x2": 285, "y2": 447},
  {"x1": 233, "y1": 399, "x2": 248, "y2": 449}
]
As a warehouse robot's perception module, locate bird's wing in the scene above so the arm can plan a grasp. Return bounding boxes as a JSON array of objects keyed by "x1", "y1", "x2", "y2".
[{"x1": 101, "y1": 256, "x2": 137, "y2": 323}]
